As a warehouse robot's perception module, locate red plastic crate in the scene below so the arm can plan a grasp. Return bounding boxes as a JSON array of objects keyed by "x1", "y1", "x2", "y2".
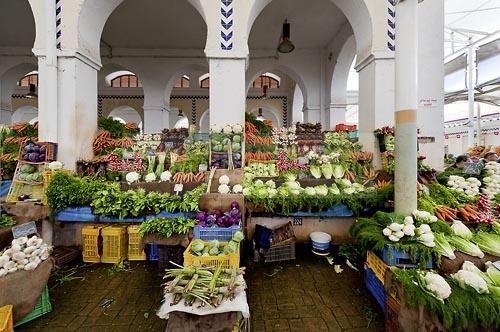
[{"x1": 335, "y1": 124, "x2": 357, "y2": 132}]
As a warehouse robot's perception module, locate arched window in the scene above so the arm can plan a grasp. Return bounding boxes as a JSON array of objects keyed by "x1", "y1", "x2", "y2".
[
  {"x1": 252, "y1": 74, "x2": 280, "y2": 89},
  {"x1": 200, "y1": 77, "x2": 210, "y2": 88},
  {"x1": 18, "y1": 73, "x2": 38, "y2": 87},
  {"x1": 174, "y1": 75, "x2": 190, "y2": 88},
  {"x1": 110, "y1": 74, "x2": 142, "y2": 88}
]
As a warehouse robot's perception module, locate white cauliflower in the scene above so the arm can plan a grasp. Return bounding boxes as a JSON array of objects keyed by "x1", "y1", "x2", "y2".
[
  {"x1": 451, "y1": 270, "x2": 489, "y2": 294},
  {"x1": 232, "y1": 184, "x2": 243, "y2": 194},
  {"x1": 232, "y1": 124, "x2": 243, "y2": 134},
  {"x1": 125, "y1": 171, "x2": 140, "y2": 184},
  {"x1": 218, "y1": 184, "x2": 231, "y2": 194},
  {"x1": 48, "y1": 161, "x2": 63, "y2": 170},
  {"x1": 218, "y1": 175, "x2": 230, "y2": 185},
  {"x1": 145, "y1": 173, "x2": 156, "y2": 182},
  {"x1": 222, "y1": 125, "x2": 233, "y2": 134},
  {"x1": 423, "y1": 272, "x2": 452, "y2": 301},
  {"x1": 160, "y1": 171, "x2": 172, "y2": 182}
]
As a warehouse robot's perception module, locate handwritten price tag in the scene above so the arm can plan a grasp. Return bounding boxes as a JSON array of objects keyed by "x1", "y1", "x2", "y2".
[{"x1": 174, "y1": 184, "x2": 184, "y2": 194}]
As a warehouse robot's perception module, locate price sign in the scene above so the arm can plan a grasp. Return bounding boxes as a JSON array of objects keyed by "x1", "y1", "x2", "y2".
[
  {"x1": 174, "y1": 183, "x2": 184, "y2": 194},
  {"x1": 292, "y1": 217, "x2": 303, "y2": 226},
  {"x1": 12, "y1": 221, "x2": 37, "y2": 239},
  {"x1": 463, "y1": 162, "x2": 482, "y2": 175},
  {"x1": 198, "y1": 164, "x2": 208, "y2": 172}
]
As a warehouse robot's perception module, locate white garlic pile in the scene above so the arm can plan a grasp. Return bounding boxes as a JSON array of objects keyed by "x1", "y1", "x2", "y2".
[{"x1": 0, "y1": 235, "x2": 52, "y2": 277}]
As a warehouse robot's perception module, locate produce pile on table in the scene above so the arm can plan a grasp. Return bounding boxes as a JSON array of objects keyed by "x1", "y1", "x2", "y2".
[
  {"x1": 16, "y1": 164, "x2": 43, "y2": 183},
  {"x1": 0, "y1": 123, "x2": 38, "y2": 179},
  {"x1": 210, "y1": 124, "x2": 243, "y2": 169},
  {"x1": 163, "y1": 264, "x2": 246, "y2": 308},
  {"x1": 0, "y1": 235, "x2": 52, "y2": 277},
  {"x1": 189, "y1": 231, "x2": 244, "y2": 257},
  {"x1": 138, "y1": 217, "x2": 196, "y2": 238},
  {"x1": 46, "y1": 172, "x2": 207, "y2": 218},
  {"x1": 196, "y1": 201, "x2": 242, "y2": 228}
]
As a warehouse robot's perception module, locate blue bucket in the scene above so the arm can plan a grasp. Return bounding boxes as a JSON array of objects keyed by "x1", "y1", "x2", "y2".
[{"x1": 310, "y1": 232, "x2": 331, "y2": 254}]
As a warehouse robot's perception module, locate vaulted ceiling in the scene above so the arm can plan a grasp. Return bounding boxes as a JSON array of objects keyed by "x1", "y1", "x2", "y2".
[
  {"x1": 0, "y1": 0, "x2": 35, "y2": 47},
  {"x1": 249, "y1": 0, "x2": 348, "y2": 50},
  {"x1": 101, "y1": 0, "x2": 207, "y2": 50}
]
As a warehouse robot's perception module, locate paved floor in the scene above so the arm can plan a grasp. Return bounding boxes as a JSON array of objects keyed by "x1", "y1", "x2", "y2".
[{"x1": 16, "y1": 246, "x2": 384, "y2": 332}]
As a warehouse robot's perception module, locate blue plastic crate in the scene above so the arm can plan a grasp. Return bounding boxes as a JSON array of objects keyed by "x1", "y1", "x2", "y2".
[
  {"x1": 0, "y1": 180, "x2": 12, "y2": 197},
  {"x1": 364, "y1": 264, "x2": 386, "y2": 312},
  {"x1": 55, "y1": 207, "x2": 97, "y2": 222},
  {"x1": 144, "y1": 211, "x2": 186, "y2": 220},
  {"x1": 147, "y1": 243, "x2": 159, "y2": 261},
  {"x1": 98, "y1": 215, "x2": 145, "y2": 223},
  {"x1": 194, "y1": 224, "x2": 241, "y2": 241},
  {"x1": 381, "y1": 245, "x2": 433, "y2": 269},
  {"x1": 279, "y1": 204, "x2": 353, "y2": 217}
]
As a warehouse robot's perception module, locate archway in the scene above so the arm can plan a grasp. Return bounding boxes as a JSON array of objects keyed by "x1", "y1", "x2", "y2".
[
  {"x1": 249, "y1": 107, "x2": 282, "y2": 128},
  {"x1": 108, "y1": 105, "x2": 142, "y2": 126},
  {"x1": 199, "y1": 109, "x2": 209, "y2": 133},
  {"x1": 11, "y1": 105, "x2": 38, "y2": 124}
]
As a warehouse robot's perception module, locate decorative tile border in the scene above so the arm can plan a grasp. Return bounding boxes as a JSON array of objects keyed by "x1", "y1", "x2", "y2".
[
  {"x1": 387, "y1": 0, "x2": 395, "y2": 51},
  {"x1": 56, "y1": 0, "x2": 62, "y2": 49},
  {"x1": 220, "y1": 0, "x2": 234, "y2": 50},
  {"x1": 191, "y1": 99, "x2": 197, "y2": 124}
]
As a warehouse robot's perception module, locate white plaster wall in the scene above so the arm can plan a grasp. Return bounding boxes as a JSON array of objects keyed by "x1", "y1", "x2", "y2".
[{"x1": 11, "y1": 105, "x2": 38, "y2": 124}]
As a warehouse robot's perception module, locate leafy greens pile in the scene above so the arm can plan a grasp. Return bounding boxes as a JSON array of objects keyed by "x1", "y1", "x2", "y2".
[{"x1": 47, "y1": 173, "x2": 207, "y2": 218}]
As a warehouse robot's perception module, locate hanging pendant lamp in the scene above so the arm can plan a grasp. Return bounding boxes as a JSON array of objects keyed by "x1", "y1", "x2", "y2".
[
  {"x1": 277, "y1": 20, "x2": 295, "y2": 53},
  {"x1": 256, "y1": 108, "x2": 265, "y2": 121}
]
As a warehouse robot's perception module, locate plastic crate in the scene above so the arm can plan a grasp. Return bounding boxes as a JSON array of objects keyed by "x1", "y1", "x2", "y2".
[
  {"x1": 147, "y1": 243, "x2": 159, "y2": 261},
  {"x1": 158, "y1": 245, "x2": 185, "y2": 271},
  {"x1": 55, "y1": 207, "x2": 97, "y2": 222},
  {"x1": 381, "y1": 245, "x2": 433, "y2": 269},
  {"x1": 101, "y1": 226, "x2": 128, "y2": 264},
  {"x1": 127, "y1": 225, "x2": 146, "y2": 261},
  {"x1": 366, "y1": 251, "x2": 389, "y2": 285},
  {"x1": 14, "y1": 286, "x2": 52, "y2": 327},
  {"x1": 99, "y1": 215, "x2": 145, "y2": 223},
  {"x1": 349, "y1": 130, "x2": 358, "y2": 139},
  {"x1": 335, "y1": 124, "x2": 357, "y2": 132},
  {"x1": 253, "y1": 241, "x2": 295, "y2": 263},
  {"x1": 82, "y1": 224, "x2": 103, "y2": 263},
  {"x1": 194, "y1": 224, "x2": 241, "y2": 241},
  {"x1": 144, "y1": 211, "x2": 187, "y2": 220},
  {"x1": 385, "y1": 295, "x2": 401, "y2": 332},
  {"x1": 0, "y1": 305, "x2": 13, "y2": 332},
  {"x1": 364, "y1": 264, "x2": 386, "y2": 313},
  {"x1": 6, "y1": 181, "x2": 45, "y2": 203},
  {"x1": 183, "y1": 240, "x2": 240, "y2": 269}
]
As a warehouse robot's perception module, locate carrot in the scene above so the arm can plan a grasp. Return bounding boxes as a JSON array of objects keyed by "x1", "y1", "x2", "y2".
[{"x1": 434, "y1": 210, "x2": 444, "y2": 221}]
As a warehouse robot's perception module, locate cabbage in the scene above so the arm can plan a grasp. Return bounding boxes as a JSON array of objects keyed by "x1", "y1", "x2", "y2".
[
  {"x1": 315, "y1": 185, "x2": 329, "y2": 196},
  {"x1": 329, "y1": 184, "x2": 340, "y2": 195},
  {"x1": 209, "y1": 246, "x2": 220, "y2": 256},
  {"x1": 321, "y1": 163, "x2": 333, "y2": 179},
  {"x1": 451, "y1": 270, "x2": 489, "y2": 294},
  {"x1": 285, "y1": 181, "x2": 301, "y2": 190},
  {"x1": 191, "y1": 240, "x2": 205, "y2": 253},
  {"x1": 486, "y1": 264, "x2": 500, "y2": 287},
  {"x1": 333, "y1": 164, "x2": 345, "y2": 179},
  {"x1": 283, "y1": 173, "x2": 297, "y2": 182},
  {"x1": 232, "y1": 231, "x2": 244, "y2": 243},
  {"x1": 472, "y1": 232, "x2": 500, "y2": 257},
  {"x1": 310, "y1": 165, "x2": 322, "y2": 179},
  {"x1": 304, "y1": 187, "x2": 316, "y2": 196},
  {"x1": 434, "y1": 233, "x2": 456, "y2": 259},
  {"x1": 336, "y1": 179, "x2": 351, "y2": 189},
  {"x1": 450, "y1": 220, "x2": 473, "y2": 240},
  {"x1": 448, "y1": 235, "x2": 484, "y2": 258}
]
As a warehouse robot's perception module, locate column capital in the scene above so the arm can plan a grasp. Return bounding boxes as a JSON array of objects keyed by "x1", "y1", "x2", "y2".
[
  {"x1": 355, "y1": 51, "x2": 395, "y2": 72},
  {"x1": 32, "y1": 48, "x2": 102, "y2": 70}
]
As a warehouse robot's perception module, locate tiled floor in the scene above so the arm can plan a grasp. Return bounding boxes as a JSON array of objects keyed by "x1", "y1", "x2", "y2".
[{"x1": 16, "y1": 246, "x2": 384, "y2": 331}]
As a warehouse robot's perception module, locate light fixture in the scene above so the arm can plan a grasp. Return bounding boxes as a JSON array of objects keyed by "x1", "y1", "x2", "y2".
[
  {"x1": 26, "y1": 84, "x2": 37, "y2": 99},
  {"x1": 256, "y1": 108, "x2": 265, "y2": 121},
  {"x1": 262, "y1": 85, "x2": 268, "y2": 100},
  {"x1": 277, "y1": 19, "x2": 295, "y2": 54},
  {"x1": 177, "y1": 109, "x2": 184, "y2": 118}
]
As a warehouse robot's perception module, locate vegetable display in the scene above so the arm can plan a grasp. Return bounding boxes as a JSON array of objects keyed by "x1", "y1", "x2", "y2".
[
  {"x1": 138, "y1": 217, "x2": 196, "y2": 238},
  {"x1": 163, "y1": 264, "x2": 246, "y2": 308},
  {"x1": 0, "y1": 235, "x2": 52, "y2": 277},
  {"x1": 0, "y1": 215, "x2": 16, "y2": 228},
  {"x1": 197, "y1": 201, "x2": 242, "y2": 228},
  {"x1": 22, "y1": 141, "x2": 46, "y2": 163},
  {"x1": 17, "y1": 164, "x2": 43, "y2": 183},
  {"x1": 482, "y1": 161, "x2": 500, "y2": 198},
  {"x1": 189, "y1": 231, "x2": 244, "y2": 257}
]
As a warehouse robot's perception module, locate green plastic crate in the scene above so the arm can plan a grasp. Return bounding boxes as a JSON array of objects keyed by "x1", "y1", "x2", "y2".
[{"x1": 14, "y1": 286, "x2": 52, "y2": 327}]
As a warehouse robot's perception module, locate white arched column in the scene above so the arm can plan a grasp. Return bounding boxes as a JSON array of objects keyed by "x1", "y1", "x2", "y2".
[{"x1": 329, "y1": 35, "x2": 356, "y2": 128}]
